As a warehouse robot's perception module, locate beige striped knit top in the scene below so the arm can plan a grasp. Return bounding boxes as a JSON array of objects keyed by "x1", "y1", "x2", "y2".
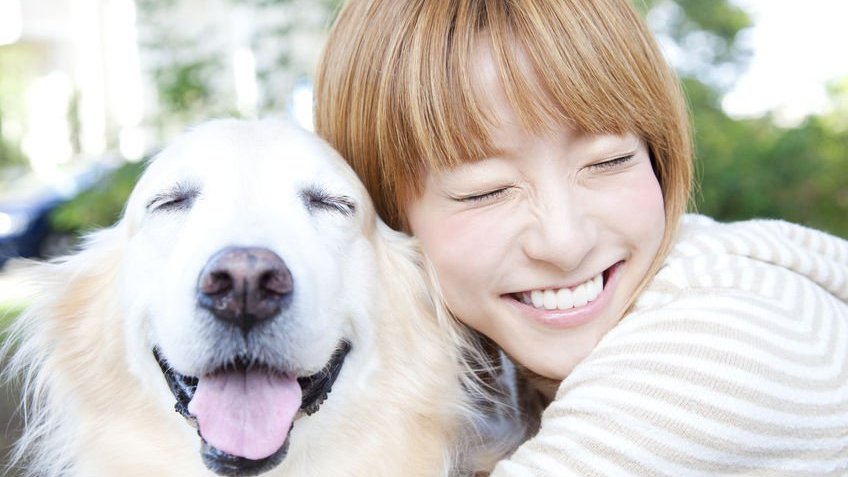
[{"x1": 491, "y1": 214, "x2": 848, "y2": 476}]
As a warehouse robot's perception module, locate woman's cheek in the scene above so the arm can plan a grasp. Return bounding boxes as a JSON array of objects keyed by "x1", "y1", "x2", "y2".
[
  {"x1": 428, "y1": 209, "x2": 508, "y2": 277},
  {"x1": 417, "y1": 206, "x2": 518, "y2": 326},
  {"x1": 610, "y1": 166, "x2": 666, "y2": 244}
]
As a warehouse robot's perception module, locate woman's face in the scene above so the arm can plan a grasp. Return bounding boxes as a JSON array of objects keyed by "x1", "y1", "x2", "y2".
[{"x1": 406, "y1": 47, "x2": 666, "y2": 380}]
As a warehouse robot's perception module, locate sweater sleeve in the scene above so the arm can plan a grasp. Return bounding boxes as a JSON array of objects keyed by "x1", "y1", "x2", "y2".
[{"x1": 490, "y1": 218, "x2": 848, "y2": 477}]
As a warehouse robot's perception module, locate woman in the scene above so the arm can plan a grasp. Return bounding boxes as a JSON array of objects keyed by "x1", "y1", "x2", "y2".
[{"x1": 314, "y1": 0, "x2": 848, "y2": 474}]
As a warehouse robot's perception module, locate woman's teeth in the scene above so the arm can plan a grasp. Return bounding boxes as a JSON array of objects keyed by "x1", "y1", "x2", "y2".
[{"x1": 521, "y1": 273, "x2": 604, "y2": 311}]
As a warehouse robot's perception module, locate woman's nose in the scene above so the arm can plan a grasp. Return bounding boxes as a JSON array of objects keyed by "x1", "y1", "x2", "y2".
[{"x1": 520, "y1": 191, "x2": 596, "y2": 271}]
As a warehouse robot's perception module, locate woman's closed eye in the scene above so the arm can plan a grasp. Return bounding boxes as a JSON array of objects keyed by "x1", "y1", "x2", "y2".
[
  {"x1": 588, "y1": 153, "x2": 636, "y2": 171},
  {"x1": 452, "y1": 187, "x2": 512, "y2": 203}
]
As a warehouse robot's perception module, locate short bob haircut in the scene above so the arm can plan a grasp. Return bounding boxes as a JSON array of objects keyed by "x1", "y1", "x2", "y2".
[{"x1": 315, "y1": 0, "x2": 692, "y2": 278}]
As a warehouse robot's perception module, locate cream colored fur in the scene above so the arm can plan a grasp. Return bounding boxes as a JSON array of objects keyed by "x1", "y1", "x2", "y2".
[{"x1": 2, "y1": 119, "x2": 520, "y2": 477}]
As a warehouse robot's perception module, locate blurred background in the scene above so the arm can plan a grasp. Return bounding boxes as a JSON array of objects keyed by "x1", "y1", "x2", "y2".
[{"x1": 1, "y1": 0, "x2": 847, "y2": 472}]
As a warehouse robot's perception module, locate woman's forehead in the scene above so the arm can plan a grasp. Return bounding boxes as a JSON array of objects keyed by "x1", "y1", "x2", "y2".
[
  {"x1": 463, "y1": 38, "x2": 641, "y2": 162},
  {"x1": 467, "y1": 35, "x2": 556, "y2": 130}
]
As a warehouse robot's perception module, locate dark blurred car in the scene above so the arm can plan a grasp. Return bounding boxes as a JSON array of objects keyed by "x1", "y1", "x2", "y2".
[
  {"x1": 0, "y1": 192, "x2": 68, "y2": 268},
  {"x1": 0, "y1": 163, "x2": 111, "y2": 269},
  {"x1": 0, "y1": 181, "x2": 72, "y2": 268}
]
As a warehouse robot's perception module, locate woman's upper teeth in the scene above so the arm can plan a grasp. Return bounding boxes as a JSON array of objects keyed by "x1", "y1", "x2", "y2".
[{"x1": 524, "y1": 273, "x2": 604, "y2": 310}]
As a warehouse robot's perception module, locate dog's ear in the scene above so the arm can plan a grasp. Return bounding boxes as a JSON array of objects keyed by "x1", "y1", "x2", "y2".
[
  {"x1": 2, "y1": 222, "x2": 129, "y2": 362},
  {"x1": 3, "y1": 222, "x2": 128, "y2": 339}
]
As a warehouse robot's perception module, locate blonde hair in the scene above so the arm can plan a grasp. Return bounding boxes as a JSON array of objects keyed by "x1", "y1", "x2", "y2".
[{"x1": 315, "y1": 0, "x2": 693, "y2": 303}]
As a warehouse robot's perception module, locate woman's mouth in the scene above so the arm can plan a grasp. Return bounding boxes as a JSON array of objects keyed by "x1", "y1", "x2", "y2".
[{"x1": 506, "y1": 262, "x2": 622, "y2": 328}]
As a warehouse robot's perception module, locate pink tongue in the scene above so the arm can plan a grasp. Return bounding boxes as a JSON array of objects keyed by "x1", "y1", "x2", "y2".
[{"x1": 187, "y1": 370, "x2": 302, "y2": 460}]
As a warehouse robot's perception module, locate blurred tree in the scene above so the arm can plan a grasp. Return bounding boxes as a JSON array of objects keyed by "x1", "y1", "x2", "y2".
[
  {"x1": 0, "y1": 45, "x2": 31, "y2": 172},
  {"x1": 151, "y1": 53, "x2": 222, "y2": 120},
  {"x1": 634, "y1": 0, "x2": 847, "y2": 237},
  {"x1": 0, "y1": 107, "x2": 25, "y2": 170},
  {"x1": 136, "y1": 0, "x2": 343, "y2": 136},
  {"x1": 822, "y1": 78, "x2": 848, "y2": 133},
  {"x1": 638, "y1": 0, "x2": 752, "y2": 91},
  {"x1": 49, "y1": 161, "x2": 146, "y2": 233},
  {"x1": 693, "y1": 82, "x2": 848, "y2": 237},
  {"x1": 134, "y1": 6, "x2": 233, "y2": 137}
]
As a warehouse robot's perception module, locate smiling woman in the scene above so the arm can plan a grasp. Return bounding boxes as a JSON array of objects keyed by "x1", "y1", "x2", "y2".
[
  {"x1": 314, "y1": 0, "x2": 848, "y2": 474},
  {"x1": 317, "y1": 0, "x2": 690, "y2": 383}
]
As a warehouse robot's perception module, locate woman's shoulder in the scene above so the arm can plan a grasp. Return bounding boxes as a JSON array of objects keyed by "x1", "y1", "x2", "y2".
[
  {"x1": 598, "y1": 214, "x2": 848, "y2": 391},
  {"x1": 635, "y1": 214, "x2": 848, "y2": 310},
  {"x1": 673, "y1": 213, "x2": 848, "y2": 261}
]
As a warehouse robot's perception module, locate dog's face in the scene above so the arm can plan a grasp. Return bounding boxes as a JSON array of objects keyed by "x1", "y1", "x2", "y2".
[{"x1": 118, "y1": 120, "x2": 379, "y2": 475}]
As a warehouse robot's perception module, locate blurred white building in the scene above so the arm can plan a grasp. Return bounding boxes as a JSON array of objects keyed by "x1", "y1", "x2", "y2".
[
  {"x1": 0, "y1": 0, "x2": 327, "y2": 179},
  {"x1": 0, "y1": 0, "x2": 144, "y2": 172}
]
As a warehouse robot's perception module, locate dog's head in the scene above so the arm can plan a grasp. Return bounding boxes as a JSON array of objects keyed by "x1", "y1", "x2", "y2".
[{"x1": 119, "y1": 119, "x2": 380, "y2": 476}]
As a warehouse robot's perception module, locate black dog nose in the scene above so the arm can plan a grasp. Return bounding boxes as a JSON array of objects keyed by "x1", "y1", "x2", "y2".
[{"x1": 197, "y1": 247, "x2": 293, "y2": 331}]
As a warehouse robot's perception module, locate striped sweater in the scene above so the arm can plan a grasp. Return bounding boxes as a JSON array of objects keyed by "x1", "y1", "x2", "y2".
[{"x1": 491, "y1": 214, "x2": 848, "y2": 476}]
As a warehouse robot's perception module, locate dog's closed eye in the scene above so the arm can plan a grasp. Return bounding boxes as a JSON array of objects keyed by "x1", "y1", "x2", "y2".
[
  {"x1": 301, "y1": 186, "x2": 356, "y2": 216},
  {"x1": 146, "y1": 182, "x2": 201, "y2": 213}
]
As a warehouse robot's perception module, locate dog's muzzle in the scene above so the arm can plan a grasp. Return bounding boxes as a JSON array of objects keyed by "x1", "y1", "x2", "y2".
[{"x1": 152, "y1": 246, "x2": 353, "y2": 476}]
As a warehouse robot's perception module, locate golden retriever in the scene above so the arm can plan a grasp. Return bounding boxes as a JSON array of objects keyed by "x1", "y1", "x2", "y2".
[{"x1": 2, "y1": 119, "x2": 529, "y2": 477}]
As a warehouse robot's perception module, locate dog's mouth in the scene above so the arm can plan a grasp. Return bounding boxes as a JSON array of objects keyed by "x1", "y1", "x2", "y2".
[{"x1": 153, "y1": 341, "x2": 352, "y2": 477}]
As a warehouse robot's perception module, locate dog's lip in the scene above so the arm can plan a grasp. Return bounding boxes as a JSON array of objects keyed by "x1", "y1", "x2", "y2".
[
  {"x1": 153, "y1": 347, "x2": 199, "y2": 425},
  {"x1": 201, "y1": 440, "x2": 289, "y2": 477}
]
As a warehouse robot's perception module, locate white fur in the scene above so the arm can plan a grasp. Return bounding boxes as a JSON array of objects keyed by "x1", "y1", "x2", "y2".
[{"x1": 2, "y1": 119, "x2": 523, "y2": 477}]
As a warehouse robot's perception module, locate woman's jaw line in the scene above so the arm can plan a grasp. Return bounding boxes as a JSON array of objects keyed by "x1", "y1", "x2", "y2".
[{"x1": 502, "y1": 261, "x2": 624, "y2": 329}]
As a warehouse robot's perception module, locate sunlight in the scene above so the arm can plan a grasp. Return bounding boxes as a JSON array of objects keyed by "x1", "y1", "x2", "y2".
[
  {"x1": 0, "y1": 0, "x2": 22, "y2": 46},
  {"x1": 22, "y1": 72, "x2": 74, "y2": 176},
  {"x1": 234, "y1": 47, "x2": 259, "y2": 118}
]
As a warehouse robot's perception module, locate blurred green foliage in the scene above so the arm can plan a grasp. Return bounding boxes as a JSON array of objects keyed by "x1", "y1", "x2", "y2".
[
  {"x1": 639, "y1": 0, "x2": 751, "y2": 66},
  {"x1": 151, "y1": 56, "x2": 222, "y2": 122},
  {"x1": 0, "y1": 45, "x2": 34, "y2": 169},
  {"x1": 49, "y1": 161, "x2": 146, "y2": 233},
  {"x1": 137, "y1": 0, "x2": 343, "y2": 136},
  {"x1": 637, "y1": 0, "x2": 847, "y2": 237},
  {"x1": 689, "y1": 79, "x2": 848, "y2": 237},
  {"x1": 0, "y1": 109, "x2": 25, "y2": 169}
]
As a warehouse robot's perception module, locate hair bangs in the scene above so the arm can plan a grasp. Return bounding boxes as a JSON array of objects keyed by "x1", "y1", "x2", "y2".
[
  {"x1": 395, "y1": 2, "x2": 494, "y2": 176},
  {"x1": 407, "y1": 0, "x2": 660, "y2": 176},
  {"x1": 492, "y1": 1, "x2": 664, "y2": 140}
]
